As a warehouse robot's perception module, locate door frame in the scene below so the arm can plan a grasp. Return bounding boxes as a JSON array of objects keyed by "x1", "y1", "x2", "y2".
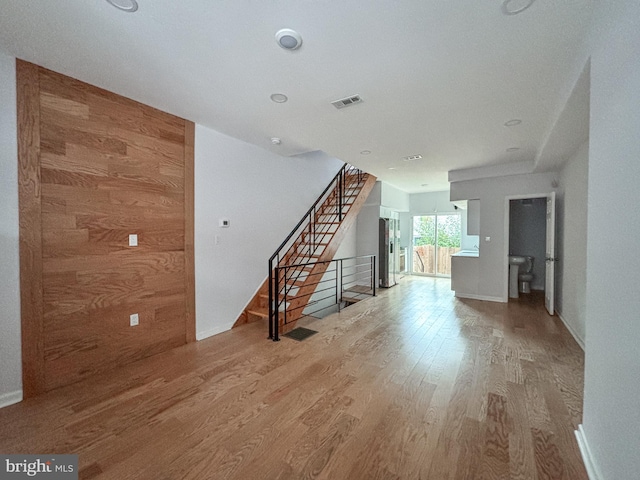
[{"x1": 502, "y1": 192, "x2": 555, "y2": 306}]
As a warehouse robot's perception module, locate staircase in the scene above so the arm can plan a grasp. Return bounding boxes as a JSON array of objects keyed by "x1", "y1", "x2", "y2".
[{"x1": 233, "y1": 164, "x2": 376, "y2": 337}]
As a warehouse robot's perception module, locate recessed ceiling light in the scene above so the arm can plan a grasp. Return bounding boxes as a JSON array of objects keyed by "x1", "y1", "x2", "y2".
[
  {"x1": 501, "y1": 0, "x2": 535, "y2": 16},
  {"x1": 360, "y1": 150, "x2": 371, "y2": 155},
  {"x1": 504, "y1": 119, "x2": 522, "y2": 127},
  {"x1": 270, "y1": 93, "x2": 288, "y2": 103},
  {"x1": 106, "y1": 0, "x2": 138, "y2": 12},
  {"x1": 271, "y1": 137, "x2": 281, "y2": 145},
  {"x1": 275, "y1": 29, "x2": 303, "y2": 50},
  {"x1": 388, "y1": 167, "x2": 397, "y2": 170},
  {"x1": 507, "y1": 147, "x2": 520, "y2": 152}
]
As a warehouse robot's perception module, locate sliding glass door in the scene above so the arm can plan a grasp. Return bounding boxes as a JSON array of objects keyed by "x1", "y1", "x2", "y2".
[{"x1": 412, "y1": 214, "x2": 461, "y2": 276}]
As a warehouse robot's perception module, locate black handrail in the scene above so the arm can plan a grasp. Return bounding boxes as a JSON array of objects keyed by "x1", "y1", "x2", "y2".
[
  {"x1": 272, "y1": 254, "x2": 376, "y2": 341},
  {"x1": 268, "y1": 164, "x2": 366, "y2": 341}
]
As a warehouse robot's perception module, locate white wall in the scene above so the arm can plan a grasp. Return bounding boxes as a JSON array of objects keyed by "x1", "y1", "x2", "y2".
[
  {"x1": 556, "y1": 141, "x2": 588, "y2": 348},
  {"x1": 380, "y1": 182, "x2": 410, "y2": 212},
  {"x1": 0, "y1": 53, "x2": 23, "y2": 407},
  {"x1": 194, "y1": 125, "x2": 344, "y2": 339},
  {"x1": 581, "y1": 3, "x2": 640, "y2": 479},
  {"x1": 450, "y1": 172, "x2": 557, "y2": 301}
]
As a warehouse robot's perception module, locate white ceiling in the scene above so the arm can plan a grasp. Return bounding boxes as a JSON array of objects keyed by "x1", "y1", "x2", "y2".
[{"x1": 0, "y1": 0, "x2": 593, "y2": 193}]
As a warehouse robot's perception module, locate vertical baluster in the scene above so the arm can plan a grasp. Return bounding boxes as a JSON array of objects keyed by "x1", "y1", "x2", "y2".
[
  {"x1": 274, "y1": 267, "x2": 280, "y2": 341},
  {"x1": 268, "y1": 259, "x2": 273, "y2": 339},
  {"x1": 372, "y1": 255, "x2": 377, "y2": 297}
]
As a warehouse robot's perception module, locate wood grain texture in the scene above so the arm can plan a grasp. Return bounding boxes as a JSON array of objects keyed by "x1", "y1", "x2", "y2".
[
  {"x1": 183, "y1": 121, "x2": 196, "y2": 343},
  {"x1": 0, "y1": 277, "x2": 588, "y2": 479},
  {"x1": 17, "y1": 60, "x2": 194, "y2": 394},
  {"x1": 17, "y1": 59, "x2": 45, "y2": 398}
]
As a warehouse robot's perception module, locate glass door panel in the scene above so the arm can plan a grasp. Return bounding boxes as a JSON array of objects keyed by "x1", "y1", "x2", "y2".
[
  {"x1": 436, "y1": 214, "x2": 461, "y2": 275},
  {"x1": 412, "y1": 214, "x2": 461, "y2": 276},
  {"x1": 412, "y1": 216, "x2": 436, "y2": 275}
]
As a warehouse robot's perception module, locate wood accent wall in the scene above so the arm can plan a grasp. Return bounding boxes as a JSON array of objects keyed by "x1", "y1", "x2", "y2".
[{"x1": 17, "y1": 60, "x2": 195, "y2": 397}]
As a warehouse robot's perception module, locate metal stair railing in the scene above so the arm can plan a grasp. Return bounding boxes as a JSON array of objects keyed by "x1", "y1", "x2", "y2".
[
  {"x1": 272, "y1": 255, "x2": 376, "y2": 341},
  {"x1": 268, "y1": 164, "x2": 366, "y2": 341}
]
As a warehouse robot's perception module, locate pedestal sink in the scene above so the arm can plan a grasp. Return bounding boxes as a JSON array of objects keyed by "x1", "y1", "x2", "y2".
[{"x1": 509, "y1": 256, "x2": 527, "y2": 299}]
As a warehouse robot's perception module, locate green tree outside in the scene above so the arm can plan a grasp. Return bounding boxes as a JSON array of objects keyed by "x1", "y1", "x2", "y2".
[{"x1": 413, "y1": 215, "x2": 461, "y2": 248}]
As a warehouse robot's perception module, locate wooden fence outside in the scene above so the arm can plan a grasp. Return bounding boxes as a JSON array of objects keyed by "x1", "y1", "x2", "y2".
[{"x1": 412, "y1": 245, "x2": 460, "y2": 275}]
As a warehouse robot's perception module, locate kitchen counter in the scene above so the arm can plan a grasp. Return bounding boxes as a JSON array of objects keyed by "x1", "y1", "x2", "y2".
[{"x1": 451, "y1": 250, "x2": 479, "y2": 258}]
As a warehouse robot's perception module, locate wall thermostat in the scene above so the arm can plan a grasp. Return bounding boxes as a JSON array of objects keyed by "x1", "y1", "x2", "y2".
[{"x1": 219, "y1": 218, "x2": 230, "y2": 228}]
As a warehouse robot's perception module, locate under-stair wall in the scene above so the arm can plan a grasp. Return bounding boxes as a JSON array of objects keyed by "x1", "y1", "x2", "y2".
[{"x1": 194, "y1": 128, "x2": 345, "y2": 340}]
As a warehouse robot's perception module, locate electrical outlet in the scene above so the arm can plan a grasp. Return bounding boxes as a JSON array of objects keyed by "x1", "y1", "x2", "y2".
[{"x1": 130, "y1": 313, "x2": 139, "y2": 326}]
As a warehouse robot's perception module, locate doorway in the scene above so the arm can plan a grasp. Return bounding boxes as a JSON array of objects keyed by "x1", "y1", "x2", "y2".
[
  {"x1": 412, "y1": 214, "x2": 461, "y2": 276},
  {"x1": 505, "y1": 193, "x2": 556, "y2": 314}
]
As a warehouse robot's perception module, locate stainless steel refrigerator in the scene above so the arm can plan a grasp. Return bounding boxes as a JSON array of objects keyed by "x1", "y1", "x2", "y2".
[{"x1": 379, "y1": 217, "x2": 398, "y2": 288}]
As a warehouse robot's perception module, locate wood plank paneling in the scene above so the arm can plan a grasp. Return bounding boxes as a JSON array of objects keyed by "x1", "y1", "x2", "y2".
[
  {"x1": 184, "y1": 121, "x2": 196, "y2": 343},
  {"x1": 17, "y1": 60, "x2": 195, "y2": 395},
  {"x1": 17, "y1": 59, "x2": 45, "y2": 398}
]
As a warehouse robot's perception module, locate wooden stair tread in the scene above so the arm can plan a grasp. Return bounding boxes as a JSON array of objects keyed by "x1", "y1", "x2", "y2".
[{"x1": 246, "y1": 308, "x2": 268, "y2": 318}]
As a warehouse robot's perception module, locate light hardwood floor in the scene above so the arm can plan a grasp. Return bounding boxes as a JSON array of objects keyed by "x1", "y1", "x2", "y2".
[{"x1": 0, "y1": 276, "x2": 587, "y2": 479}]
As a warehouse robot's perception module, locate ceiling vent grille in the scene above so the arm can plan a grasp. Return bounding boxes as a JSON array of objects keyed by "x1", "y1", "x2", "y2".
[
  {"x1": 331, "y1": 95, "x2": 363, "y2": 109},
  {"x1": 402, "y1": 154, "x2": 423, "y2": 161}
]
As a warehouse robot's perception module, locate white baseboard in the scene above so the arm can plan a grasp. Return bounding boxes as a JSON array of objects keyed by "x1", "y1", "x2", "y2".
[
  {"x1": 575, "y1": 424, "x2": 603, "y2": 480},
  {"x1": 557, "y1": 311, "x2": 585, "y2": 350},
  {"x1": 0, "y1": 390, "x2": 23, "y2": 409},
  {"x1": 454, "y1": 292, "x2": 505, "y2": 303},
  {"x1": 196, "y1": 324, "x2": 231, "y2": 341}
]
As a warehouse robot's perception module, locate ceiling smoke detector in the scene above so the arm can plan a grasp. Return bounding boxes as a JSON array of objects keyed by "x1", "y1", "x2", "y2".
[
  {"x1": 275, "y1": 29, "x2": 303, "y2": 50},
  {"x1": 402, "y1": 154, "x2": 423, "y2": 161},
  {"x1": 106, "y1": 0, "x2": 139, "y2": 12},
  {"x1": 501, "y1": 0, "x2": 535, "y2": 16},
  {"x1": 270, "y1": 93, "x2": 288, "y2": 103},
  {"x1": 331, "y1": 95, "x2": 363, "y2": 109}
]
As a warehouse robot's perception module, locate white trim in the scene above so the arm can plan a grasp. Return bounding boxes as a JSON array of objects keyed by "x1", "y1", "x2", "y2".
[
  {"x1": 0, "y1": 390, "x2": 23, "y2": 409},
  {"x1": 454, "y1": 293, "x2": 505, "y2": 303},
  {"x1": 196, "y1": 324, "x2": 230, "y2": 341},
  {"x1": 557, "y1": 311, "x2": 585, "y2": 350},
  {"x1": 575, "y1": 424, "x2": 604, "y2": 480}
]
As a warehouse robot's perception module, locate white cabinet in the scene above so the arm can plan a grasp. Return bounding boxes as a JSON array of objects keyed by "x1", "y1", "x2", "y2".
[{"x1": 451, "y1": 255, "x2": 479, "y2": 296}]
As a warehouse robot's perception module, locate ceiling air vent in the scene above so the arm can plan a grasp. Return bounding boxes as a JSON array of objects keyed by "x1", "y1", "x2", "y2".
[
  {"x1": 331, "y1": 94, "x2": 363, "y2": 109},
  {"x1": 402, "y1": 154, "x2": 423, "y2": 161}
]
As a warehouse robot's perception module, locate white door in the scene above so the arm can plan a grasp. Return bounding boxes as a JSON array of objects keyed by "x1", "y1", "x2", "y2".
[{"x1": 545, "y1": 192, "x2": 556, "y2": 315}]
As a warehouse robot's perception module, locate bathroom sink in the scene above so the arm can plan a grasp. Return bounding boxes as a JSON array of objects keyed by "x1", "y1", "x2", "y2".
[{"x1": 509, "y1": 255, "x2": 527, "y2": 265}]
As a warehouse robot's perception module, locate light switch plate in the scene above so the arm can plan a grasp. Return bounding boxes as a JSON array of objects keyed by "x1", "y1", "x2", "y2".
[
  {"x1": 129, "y1": 234, "x2": 138, "y2": 247},
  {"x1": 130, "y1": 313, "x2": 139, "y2": 326},
  {"x1": 485, "y1": 236, "x2": 491, "y2": 242}
]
